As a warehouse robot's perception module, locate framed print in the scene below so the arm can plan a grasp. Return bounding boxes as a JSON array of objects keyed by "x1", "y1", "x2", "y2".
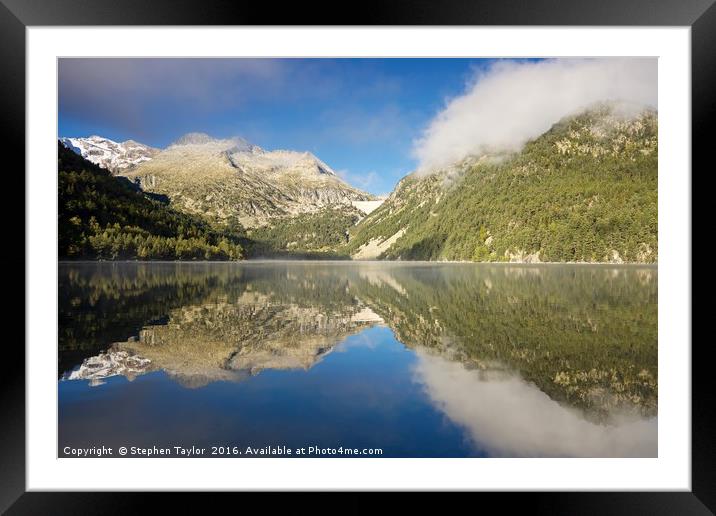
[{"x1": 1, "y1": 0, "x2": 711, "y2": 512}]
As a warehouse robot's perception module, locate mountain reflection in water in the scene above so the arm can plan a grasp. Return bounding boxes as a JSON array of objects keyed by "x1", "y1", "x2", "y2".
[{"x1": 59, "y1": 261, "x2": 657, "y2": 457}]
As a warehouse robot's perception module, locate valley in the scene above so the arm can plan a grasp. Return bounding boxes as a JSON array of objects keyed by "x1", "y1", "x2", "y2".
[{"x1": 59, "y1": 103, "x2": 657, "y2": 263}]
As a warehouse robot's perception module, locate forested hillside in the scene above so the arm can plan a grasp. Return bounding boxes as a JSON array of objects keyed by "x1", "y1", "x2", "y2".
[
  {"x1": 345, "y1": 104, "x2": 657, "y2": 263},
  {"x1": 246, "y1": 206, "x2": 360, "y2": 257},
  {"x1": 58, "y1": 143, "x2": 245, "y2": 260}
]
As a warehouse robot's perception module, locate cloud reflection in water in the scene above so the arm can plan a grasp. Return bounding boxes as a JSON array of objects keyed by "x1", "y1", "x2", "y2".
[{"x1": 413, "y1": 349, "x2": 657, "y2": 457}]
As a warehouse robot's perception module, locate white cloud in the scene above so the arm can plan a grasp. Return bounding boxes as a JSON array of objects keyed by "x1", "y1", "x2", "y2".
[{"x1": 413, "y1": 58, "x2": 657, "y2": 171}]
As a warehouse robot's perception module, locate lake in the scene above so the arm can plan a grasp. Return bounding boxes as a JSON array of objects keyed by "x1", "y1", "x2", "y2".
[{"x1": 58, "y1": 261, "x2": 657, "y2": 458}]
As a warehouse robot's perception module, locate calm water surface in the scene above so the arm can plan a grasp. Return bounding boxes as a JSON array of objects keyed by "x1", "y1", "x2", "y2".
[{"x1": 58, "y1": 261, "x2": 657, "y2": 457}]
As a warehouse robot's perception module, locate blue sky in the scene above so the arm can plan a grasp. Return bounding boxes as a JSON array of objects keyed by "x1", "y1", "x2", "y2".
[{"x1": 58, "y1": 58, "x2": 494, "y2": 195}]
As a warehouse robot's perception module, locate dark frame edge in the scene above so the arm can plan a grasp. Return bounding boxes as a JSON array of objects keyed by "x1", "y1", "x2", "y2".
[
  {"x1": 2, "y1": 0, "x2": 712, "y2": 513},
  {"x1": 0, "y1": 1, "x2": 26, "y2": 514},
  {"x1": 691, "y1": 1, "x2": 716, "y2": 513},
  {"x1": 0, "y1": 0, "x2": 715, "y2": 26}
]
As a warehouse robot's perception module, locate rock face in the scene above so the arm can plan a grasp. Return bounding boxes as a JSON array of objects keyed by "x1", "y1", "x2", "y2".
[
  {"x1": 60, "y1": 136, "x2": 159, "y2": 173},
  {"x1": 121, "y1": 133, "x2": 375, "y2": 228}
]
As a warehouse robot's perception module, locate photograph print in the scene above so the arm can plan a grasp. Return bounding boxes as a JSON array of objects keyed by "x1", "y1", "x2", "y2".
[{"x1": 58, "y1": 57, "x2": 657, "y2": 459}]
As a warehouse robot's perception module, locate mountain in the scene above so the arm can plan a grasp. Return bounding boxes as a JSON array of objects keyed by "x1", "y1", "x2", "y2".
[
  {"x1": 344, "y1": 104, "x2": 657, "y2": 263},
  {"x1": 120, "y1": 133, "x2": 375, "y2": 229},
  {"x1": 58, "y1": 142, "x2": 244, "y2": 260},
  {"x1": 60, "y1": 135, "x2": 159, "y2": 173}
]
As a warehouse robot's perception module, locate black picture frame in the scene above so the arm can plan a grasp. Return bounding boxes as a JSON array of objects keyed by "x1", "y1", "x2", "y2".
[{"x1": 0, "y1": 0, "x2": 709, "y2": 512}]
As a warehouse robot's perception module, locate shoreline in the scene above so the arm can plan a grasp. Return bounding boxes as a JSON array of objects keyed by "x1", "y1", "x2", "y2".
[{"x1": 58, "y1": 259, "x2": 658, "y2": 266}]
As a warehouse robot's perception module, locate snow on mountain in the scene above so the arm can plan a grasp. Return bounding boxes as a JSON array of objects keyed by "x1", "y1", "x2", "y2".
[{"x1": 60, "y1": 135, "x2": 159, "y2": 173}]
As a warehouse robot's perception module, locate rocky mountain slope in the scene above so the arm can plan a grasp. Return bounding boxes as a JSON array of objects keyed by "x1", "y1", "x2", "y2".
[
  {"x1": 60, "y1": 135, "x2": 159, "y2": 173},
  {"x1": 121, "y1": 133, "x2": 375, "y2": 228},
  {"x1": 344, "y1": 104, "x2": 657, "y2": 263}
]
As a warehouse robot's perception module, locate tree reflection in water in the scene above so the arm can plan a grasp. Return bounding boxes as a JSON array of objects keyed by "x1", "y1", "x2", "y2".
[{"x1": 59, "y1": 261, "x2": 657, "y2": 457}]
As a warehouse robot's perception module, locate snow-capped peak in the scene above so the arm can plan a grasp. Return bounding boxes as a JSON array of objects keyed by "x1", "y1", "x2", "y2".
[{"x1": 60, "y1": 136, "x2": 159, "y2": 173}]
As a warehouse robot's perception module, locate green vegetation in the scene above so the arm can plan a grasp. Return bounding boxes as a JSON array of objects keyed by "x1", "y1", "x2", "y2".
[
  {"x1": 247, "y1": 207, "x2": 358, "y2": 257},
  {"x1": 345, "y1": 105, "x2": 658, "y2": 263},
  {"x1": 58, "y1": 143, "x2": 245, "y2": 260}
]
